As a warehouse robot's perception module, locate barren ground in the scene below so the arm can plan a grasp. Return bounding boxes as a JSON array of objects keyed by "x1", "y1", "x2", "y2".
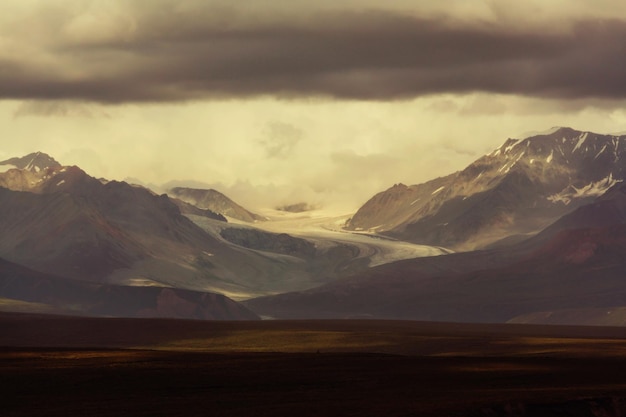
[{"x1": 3, "y1": 313, "x2": 626, "y2": 416}]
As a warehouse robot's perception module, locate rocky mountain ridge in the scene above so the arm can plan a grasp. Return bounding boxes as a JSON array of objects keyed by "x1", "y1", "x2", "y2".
[
  {"x1": 0, "y1": 151, "x2": 61, "y2": 173},
  {"x1": 168, "y1": 186, "x2": 266, "y2": 223},
  {"x1": 346, "y1": 127, "x2": 626, "y2": 250}
]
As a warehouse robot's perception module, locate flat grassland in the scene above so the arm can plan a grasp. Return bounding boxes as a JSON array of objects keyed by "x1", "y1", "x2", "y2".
[{"x1": 3, "y1": 313, "x2": 626, "y2": 416}]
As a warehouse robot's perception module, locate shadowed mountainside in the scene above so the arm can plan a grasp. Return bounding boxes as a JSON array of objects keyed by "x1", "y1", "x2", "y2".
[
  {"x1": 0, "y1": 258, "x2": 258, "y2": 320},
  {"x1": 0, "y1": 172, "x2": 229, "y2": 283}
]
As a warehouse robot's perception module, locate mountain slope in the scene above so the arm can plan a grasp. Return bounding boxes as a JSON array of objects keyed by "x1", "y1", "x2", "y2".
[
  {"x1": 0, "y1": 159, "x2": 272, "y2": 294},
  {"x1": 0, "y1": 174, "x2": 237, "y2": 284},
  {"x1": 168, "y1": 187, "x2": 266, "y2": 222},
  {"x1": 247, "y1": 184, "x2": 626, "y2": 322},
  {"x1": 0, "y1": 257, "x2": 259, "y2": 320},
  {"x1": 171, "y1": 198, "x2": 227, "y2": 222},
  {"x1": 347, "y1": 127, "x2": 626, "y2": 250}
]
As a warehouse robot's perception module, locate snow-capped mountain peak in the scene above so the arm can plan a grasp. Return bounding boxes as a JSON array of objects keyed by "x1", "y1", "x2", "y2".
[
  {"x1": 0, "y1": 151, "x2": 61, "y2": 173},
  {"x1": 347, "y1": 128, "x2": 626, "y2": 250},
  {"x1": 482, "y1": 128, "x2": 626, "y2": 179}
]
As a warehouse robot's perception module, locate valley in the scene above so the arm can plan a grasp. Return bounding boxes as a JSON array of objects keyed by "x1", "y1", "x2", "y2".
[
  {"x1": 6, "y1": 128, "x2": 626, "y2": 325},
  {"x1": 0, "y1": 152, "x2": 449, "y2": 317}
]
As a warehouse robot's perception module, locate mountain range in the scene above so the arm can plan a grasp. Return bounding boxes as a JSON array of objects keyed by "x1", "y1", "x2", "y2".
[
  {"x1": 0, "y1": 152, "x2": 382, "y2": 318},
  {"x1": 346, "y1": 127, "x2": 626, "y2": 250},
  {"x1": 247, "y1": 182, "x2": 626, "y2": 324},
  {"x1": 247, "y1": 128, "x2": 626, "y2": 324},
  {"x1": 5, "y1": 127, "x2": 626, "y2": 325}
]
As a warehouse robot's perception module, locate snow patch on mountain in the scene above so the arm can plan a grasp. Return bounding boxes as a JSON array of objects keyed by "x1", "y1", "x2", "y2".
[
  {"x1": 504, "y1": 139, "x2": 520, "y2": 153},
  {"x1": 595, "y1": 145, "x2": 608, "y2": 159},
  {"x1": 24, "y1": 153, "x2": 39, "y2": 171},
  {"x1": 498, "y1": 151, "x2": 525, "y2": 173},
  {"x1": 548, "y1": 174, "x2": 622, "y2": 205},
  {"x1": 573, "y1": 132, "x2": 589, "y2": 152}
]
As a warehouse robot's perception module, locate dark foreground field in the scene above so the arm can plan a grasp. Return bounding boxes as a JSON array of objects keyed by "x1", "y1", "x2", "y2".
[{"x1": 3, "y1": 313, "x2": 626, "y2": 416}]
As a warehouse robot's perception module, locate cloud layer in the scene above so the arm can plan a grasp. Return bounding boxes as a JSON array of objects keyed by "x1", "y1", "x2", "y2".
[
  {"x1": 2, "y1": 1, "x2": 626, "y2": 103},
  {"x1": 4, "y1": 2, "x2": 626, "y2": 213}
]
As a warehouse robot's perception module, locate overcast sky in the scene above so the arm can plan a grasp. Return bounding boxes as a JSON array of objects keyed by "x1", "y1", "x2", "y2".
[{"x1": 3, "y1": 1, "x2": 626, "y2": 212}]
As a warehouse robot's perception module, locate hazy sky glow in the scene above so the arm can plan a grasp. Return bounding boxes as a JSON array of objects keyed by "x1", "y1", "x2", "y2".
[{"x1": 3, "y1": 1, "x2": 626, "y2": 211}]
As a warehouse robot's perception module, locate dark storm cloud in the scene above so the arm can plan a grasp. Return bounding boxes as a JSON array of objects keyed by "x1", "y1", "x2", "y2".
[
  {"x1": 3, "y1": 7, "x2": 626, "y2": 103},
  {"x1": 13, "y1": 101, "x2": 109, "y2": 118}
]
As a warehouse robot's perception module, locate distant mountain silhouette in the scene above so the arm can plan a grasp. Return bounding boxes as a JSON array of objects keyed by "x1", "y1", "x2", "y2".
[
  {"x1": 169, "y1": 187, "x2": 266, "y2": 222},
  {"x1": 0, "y1": 151, "x2": 61, "y2": 173}
]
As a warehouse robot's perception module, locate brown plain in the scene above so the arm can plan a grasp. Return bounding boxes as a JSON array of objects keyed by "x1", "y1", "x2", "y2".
[{"x1": 3, "y1": 313, "x2": 626, "y2": 416}]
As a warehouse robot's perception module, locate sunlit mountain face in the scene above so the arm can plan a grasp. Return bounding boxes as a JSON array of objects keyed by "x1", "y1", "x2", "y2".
[
  {"x1": 245, "y1": 129, "x2": 626, "y2": 324},
  {"x1": 347, "y1": 128, "x2": 626, "y2": 251}
]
